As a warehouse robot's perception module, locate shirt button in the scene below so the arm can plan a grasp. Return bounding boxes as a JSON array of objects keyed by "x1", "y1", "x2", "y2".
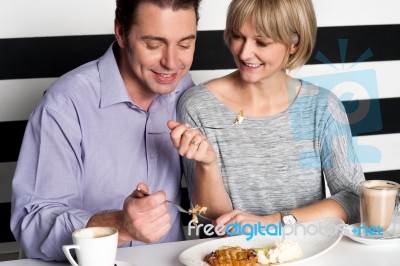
[{"x1": 150, "y1": 154, "x2": 154, "y2": 158}]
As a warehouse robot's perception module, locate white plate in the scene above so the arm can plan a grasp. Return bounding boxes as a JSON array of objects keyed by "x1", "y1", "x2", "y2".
[
  {"x1": 179, "y1": 217, "x2": 344, "y2": 265},
  {"x1": 345, "y1": 222, "x2": 400, "y2": 245},
  {"x1": 114, "y1": 260, "x2": 136, "y2": 266}
]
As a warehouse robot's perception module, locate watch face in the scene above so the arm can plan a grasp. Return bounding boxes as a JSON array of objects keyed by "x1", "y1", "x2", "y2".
[{"x1": 283, "y1": 214, "x2": 296, "y2": 225}]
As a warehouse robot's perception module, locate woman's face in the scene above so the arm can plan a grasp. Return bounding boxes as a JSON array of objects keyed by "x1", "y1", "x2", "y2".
[{"x1": 230, "y1": 17, "x2": 296, "y2": 84}]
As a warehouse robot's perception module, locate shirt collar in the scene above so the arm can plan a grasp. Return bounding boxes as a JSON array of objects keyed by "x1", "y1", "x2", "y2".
[{"x1": 98, "y1": 43, "x2": 131, "y2": 108}]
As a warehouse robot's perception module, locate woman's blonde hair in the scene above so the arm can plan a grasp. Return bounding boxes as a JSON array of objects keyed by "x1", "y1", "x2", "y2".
[{"x1": 224, "y1": 0, "x2": 317, "y2": 69}]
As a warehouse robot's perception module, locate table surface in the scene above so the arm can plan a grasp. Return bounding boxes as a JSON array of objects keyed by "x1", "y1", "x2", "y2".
[{"x1": 1, "y1": 236, "x2": 399, "y2": 266}]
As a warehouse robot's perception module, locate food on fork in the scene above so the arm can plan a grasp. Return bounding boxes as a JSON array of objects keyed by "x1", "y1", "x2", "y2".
[
  {"x1": 236, "y1": 110, "x2": 245, "y2": 124},
  {"x1": 204, "y1": 246, "x2": 258, "y2": 266},
  {"x1": 188, "y1": 204, "x2": 208, "y2": 225},
  {"x1": 204, "y1": 240, "x2": 303, "y2": 265}
]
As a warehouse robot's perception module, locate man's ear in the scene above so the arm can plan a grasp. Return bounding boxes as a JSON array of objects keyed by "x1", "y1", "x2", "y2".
[{"x1": 114, "y1": 19, "x2": 126, "y2": 48}]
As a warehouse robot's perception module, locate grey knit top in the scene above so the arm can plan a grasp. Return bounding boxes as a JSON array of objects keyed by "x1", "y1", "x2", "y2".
[{"x1": 178, "y1": 80, "x2": 365, "y2": 224}]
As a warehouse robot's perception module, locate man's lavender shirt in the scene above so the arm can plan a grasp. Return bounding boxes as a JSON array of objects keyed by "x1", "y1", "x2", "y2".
[{"x1": 10, "y1": 43, "x2": 194, "y2": 261}]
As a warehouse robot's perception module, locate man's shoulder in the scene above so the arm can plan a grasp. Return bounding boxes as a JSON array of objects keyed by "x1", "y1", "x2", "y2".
[
  {"x1": 48, "y1": 60, "x2": 99, "y2": 93},
  {"x1": 38, "y1": 60, "x2": 101, "y2": 113}
]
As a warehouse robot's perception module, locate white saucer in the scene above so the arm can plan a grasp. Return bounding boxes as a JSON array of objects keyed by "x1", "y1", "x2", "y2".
[
  {"x1": 345, "y1": 223, "x2": 400, "y2": 245},
  {"x1": 114, "y1": 260, "x2": 136, "y2": 266}
]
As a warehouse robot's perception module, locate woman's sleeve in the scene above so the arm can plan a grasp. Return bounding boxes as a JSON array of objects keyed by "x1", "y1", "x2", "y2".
[{"x1": 320, "y1": 93, "x2": 365, "y2": 224}]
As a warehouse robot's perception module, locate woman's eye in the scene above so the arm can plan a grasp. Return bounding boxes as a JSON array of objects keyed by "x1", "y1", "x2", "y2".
[
  {"x1": 232, "y1": 33, "x2": 242, "y2": 40},
  {"x1": 256, "y1": 41, "x2": 268, "y2": 47}
]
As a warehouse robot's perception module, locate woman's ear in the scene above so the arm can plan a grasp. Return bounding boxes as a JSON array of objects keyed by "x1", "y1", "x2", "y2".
[
  {"x1": 290, "y1": 43, "x2": 299, "y2": 55},
  {"x1": 114, "y1": 19, "x2": 126, "y2": 48},
  {"x1": 289, "y1": 35, "x2": 299, "y2": 55}
]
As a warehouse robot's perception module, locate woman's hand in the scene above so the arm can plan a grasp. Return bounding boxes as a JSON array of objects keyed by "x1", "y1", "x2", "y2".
[
  {"x1": 168, "y1": 120, "x2": 232, "y2": 219},
  {"x1": 167, "y1": 120, "x2": 217, "y2": 165}
]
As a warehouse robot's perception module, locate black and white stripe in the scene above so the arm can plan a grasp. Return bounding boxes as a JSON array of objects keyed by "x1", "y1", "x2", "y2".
[{"x1": 1, "y1": 0, "x2": 399, "y2": 247}]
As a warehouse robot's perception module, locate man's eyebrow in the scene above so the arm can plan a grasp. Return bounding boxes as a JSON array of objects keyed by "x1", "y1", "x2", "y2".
[
  {"x1": 141, "y1": 34, "x2": 196, "y2": 42},
  {"x1": 179, "y1": 34, "x2": 196, "y2": 42}
]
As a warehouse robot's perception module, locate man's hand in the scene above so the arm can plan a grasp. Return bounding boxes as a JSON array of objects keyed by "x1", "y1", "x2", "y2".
[
  {"x1": 122, "y1": 183, "x2": 171, "y2": 243},
  {"x1": 86, "y1": 183, "x2": 172, "y2": 245}
]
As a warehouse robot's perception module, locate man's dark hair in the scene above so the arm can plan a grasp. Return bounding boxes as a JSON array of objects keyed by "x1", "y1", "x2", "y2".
[{"x1": 116, "y1": 0, "x2": 202, "y2": 35}]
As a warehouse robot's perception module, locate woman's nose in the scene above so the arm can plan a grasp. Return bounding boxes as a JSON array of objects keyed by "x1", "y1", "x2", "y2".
[{"x1": 239, "y1": 40, "x2": 254, "y2": 61}]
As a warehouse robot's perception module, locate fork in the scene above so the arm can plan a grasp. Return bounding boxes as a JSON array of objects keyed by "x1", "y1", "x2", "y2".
[
  {"x1": 147, "y1": 110, "x2": 244, "y2": 135},
  {"x1": 132, "y1": 188, "x2": 212, "y2": 221}
]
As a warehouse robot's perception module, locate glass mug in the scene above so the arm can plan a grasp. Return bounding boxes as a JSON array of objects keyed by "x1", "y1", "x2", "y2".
[{"x1": 360, "y1": 180, "x2": 400, "y2": 237}]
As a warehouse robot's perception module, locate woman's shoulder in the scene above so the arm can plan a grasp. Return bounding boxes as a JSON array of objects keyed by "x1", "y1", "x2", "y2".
[
  {"x1": 299, "y1": 80, "x2": 342, "y2": 106},
  {"x1": 204, "y1": 73, "x2": 236, "y2": 93},
  {"x1": 178, "y1": 83, "x2": 213, "y2": 110},
  {"x1": 180, "y1": 83, "x2": 208, "y2": 99},
  {"x1": 300, "y1": 80, "x2": 330, "y2": 96},
  {"x1": 180, "y1": 74, "x2": 233, "y2": 103},
  {"x1": 298, "y1": 80, "x2": 347, "y2": 122}
]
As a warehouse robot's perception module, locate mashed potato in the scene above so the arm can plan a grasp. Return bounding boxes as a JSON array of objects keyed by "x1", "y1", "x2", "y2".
[{"x1": 256, "y1": 240, "x2": 303, "y2": 265}]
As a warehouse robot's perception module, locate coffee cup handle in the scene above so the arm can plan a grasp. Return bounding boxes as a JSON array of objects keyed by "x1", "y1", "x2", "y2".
[{"x1": 62, "y1": 244, "x2": 80, "y2": 266}]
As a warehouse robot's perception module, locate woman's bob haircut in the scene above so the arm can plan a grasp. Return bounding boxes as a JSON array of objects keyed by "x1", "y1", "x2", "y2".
[{"x1": 224, "y1": 0, "x2": 317, "y2": 70}]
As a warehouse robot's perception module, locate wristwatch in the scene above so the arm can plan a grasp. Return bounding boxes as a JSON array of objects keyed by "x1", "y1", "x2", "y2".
[{"x1": 280, "y1": 211, "x2": 297, "y2": 226}]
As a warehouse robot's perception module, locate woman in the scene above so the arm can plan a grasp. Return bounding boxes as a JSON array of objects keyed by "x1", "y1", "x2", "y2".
[{"x1": 169, "y1": 0, "x2": 364, "y2": 228}]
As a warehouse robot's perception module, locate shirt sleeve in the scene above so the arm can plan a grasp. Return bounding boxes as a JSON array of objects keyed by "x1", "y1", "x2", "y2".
[
  {"x1": 319, "y1": 93, "x2": 365, "y2": 224},
  {"x1": 10, "y1": 99, "x2": 93, "y2": 261}
]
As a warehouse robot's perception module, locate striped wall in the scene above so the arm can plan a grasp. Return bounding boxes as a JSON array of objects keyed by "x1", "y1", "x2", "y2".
[{"x1": 1, "y1": 0, "x2": 399, "y2": 248}]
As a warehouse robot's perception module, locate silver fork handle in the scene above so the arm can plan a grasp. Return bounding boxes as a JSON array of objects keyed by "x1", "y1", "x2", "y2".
[{"x1": 148, "y1": 124, "x2": 234, "y2": 134}]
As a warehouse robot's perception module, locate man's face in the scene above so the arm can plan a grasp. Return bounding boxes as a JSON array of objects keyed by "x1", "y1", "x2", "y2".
[{"x1": 117, "y1": 3, "x2": 197, "y2": 96}]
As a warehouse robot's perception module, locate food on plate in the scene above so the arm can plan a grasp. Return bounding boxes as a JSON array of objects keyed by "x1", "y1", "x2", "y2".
[
  {"x1": 204, "y1": 240, "x2": 303, "y2": 265},
  {"x1": 188, "y1": 204, "x2": 208, "y2": 225},
  {"x1": 256, "y1": 240, "x2": 303, "y2": 264},
  {"x1": 204, "y1": 246, "x2": 258, "y2": 266}
]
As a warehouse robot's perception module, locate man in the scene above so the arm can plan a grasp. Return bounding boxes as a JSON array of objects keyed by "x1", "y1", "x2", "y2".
[{"x1": 10, "y1": 0, "x2": 201, "y2": 261}]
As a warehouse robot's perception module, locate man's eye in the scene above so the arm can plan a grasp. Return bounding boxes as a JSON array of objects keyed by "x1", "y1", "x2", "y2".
[
  {"x1": 146, "y1": 45, "x2": 159, "y2": 50},
  {"x1": 144, "y1": 42, "x2": 162, "y2": 50},
  {"x1": 179, "y1": 43, "x2": 191, "y2": 49}
]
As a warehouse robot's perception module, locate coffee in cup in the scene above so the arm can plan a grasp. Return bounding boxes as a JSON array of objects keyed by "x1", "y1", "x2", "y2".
[
  {"x1": 62, "y1": 227, "x2": 118, "y2": 266},
  {"x1": 360, "y1": 180, "x2": 400, "y2": 233}
]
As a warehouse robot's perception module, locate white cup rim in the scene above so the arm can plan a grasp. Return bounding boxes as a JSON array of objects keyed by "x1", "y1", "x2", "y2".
[{"x1": 72, "y1": 227, "x2": 118, "y2": 238}]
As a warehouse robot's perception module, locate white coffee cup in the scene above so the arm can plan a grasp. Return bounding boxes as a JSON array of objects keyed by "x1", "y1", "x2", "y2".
[{"x1": 62, "y1": 227, "x2": 118, "y2": 266}]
